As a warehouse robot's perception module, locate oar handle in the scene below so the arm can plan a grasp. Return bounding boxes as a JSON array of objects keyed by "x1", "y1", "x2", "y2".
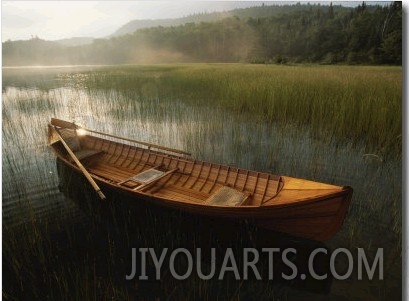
[{"x1": 97, "y1": 190, "x2": 106, "y2": 200}]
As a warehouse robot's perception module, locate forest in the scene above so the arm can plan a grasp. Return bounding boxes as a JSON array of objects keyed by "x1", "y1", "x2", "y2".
[{"x1": 2, "y1": 2, "x2": 402, "y2": 66}]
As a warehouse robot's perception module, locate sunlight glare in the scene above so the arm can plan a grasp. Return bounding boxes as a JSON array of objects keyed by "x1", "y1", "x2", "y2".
[{"x1": 76, "y1": 128, "x2": 87, "y2": 136}]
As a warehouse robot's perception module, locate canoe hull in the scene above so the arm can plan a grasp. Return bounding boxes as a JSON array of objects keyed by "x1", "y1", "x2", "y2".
[
  {"x1": 49, "y1": 119, "x2": 353, "y2": 242},
  {"x1": 56, "y1": 155, "x2": 352, "y2": 242}
]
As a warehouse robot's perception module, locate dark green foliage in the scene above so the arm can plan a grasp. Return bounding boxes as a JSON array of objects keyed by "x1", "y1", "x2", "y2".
[{"x1": 2, "y1": 2, "x2": 402, "y2": 66}]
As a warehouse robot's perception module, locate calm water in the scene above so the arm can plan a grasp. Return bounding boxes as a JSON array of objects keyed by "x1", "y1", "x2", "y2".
[{"x1": 2, "y1": 66, "x2": 402, "y2": 299}]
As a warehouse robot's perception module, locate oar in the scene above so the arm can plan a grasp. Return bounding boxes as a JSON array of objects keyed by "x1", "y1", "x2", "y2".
[
  {"x1": 50, "y1": 118, "x2": 191, "y2": 156},
  {"x1": 79, "y1": 126, "x2": 191, "y2": 156},
  {"x1": 53, "y1": 126, "x2": 106, "y2": 200}
]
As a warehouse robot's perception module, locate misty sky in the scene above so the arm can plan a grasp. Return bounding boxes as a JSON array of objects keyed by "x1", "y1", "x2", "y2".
[
  {"x1": 2, "y1": 1, "x2": 266, "y2": 41},
  {"x1": 2, "y1": 1, "x2": 388, "y2": 42}
]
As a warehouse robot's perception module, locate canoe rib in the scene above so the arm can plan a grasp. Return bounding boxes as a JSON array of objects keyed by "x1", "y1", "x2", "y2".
[{"x1": 48, "y1": 118, "x2": 352, "y2": 241}]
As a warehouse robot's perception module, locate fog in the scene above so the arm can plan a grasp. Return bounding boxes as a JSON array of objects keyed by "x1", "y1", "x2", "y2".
[
  {"x1": 2, "y1": 1, "x2": 266, "y2": 42},
  {"x1": 3, "y1": 1, "x2": 385, "y2": 42}
]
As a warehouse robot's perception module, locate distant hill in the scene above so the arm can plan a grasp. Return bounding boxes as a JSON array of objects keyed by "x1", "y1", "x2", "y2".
[
  {"x1": 110, "y1": 11, "x2": 233, "y2": 37},
  {"x1": 3, "y1": 2, "x2": 401, "y2": 66},
  {"x1": 110, "y1": 3, "x2": 348, "y2": 37},
  {"x1": 54, "y1": 37, "x2": 94, "y2": 47}
]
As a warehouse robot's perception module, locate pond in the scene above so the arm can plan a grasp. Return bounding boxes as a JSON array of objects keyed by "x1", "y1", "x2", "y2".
[{"x1": 2, "y1": 65, "x2": 402, "y2": 300}]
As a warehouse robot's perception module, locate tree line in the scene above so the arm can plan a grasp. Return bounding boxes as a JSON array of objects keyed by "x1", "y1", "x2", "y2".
[{"x1": 3, "y1": 2, "x2": 401, "y2": 66}]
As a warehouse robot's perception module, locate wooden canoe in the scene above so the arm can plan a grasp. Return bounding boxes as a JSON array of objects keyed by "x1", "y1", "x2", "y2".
[{"x1": 48, "y1": 118, "x2": 352, "y2": 241}]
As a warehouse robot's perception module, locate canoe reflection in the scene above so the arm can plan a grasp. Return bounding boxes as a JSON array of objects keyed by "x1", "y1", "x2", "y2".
[{"x1": 57, "y1": 158, "x2": 333, "y2": 298}]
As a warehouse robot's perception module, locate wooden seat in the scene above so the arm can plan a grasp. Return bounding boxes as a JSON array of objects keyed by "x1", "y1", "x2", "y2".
[
  {"x1": 205, "y1": 186, "x2": 249, "y2": 206},
  {"x1": 119, "y1": 167, "x2": 179, "y2": 191},
  {"x1": 118, "y1": 167, "x2": 163, "y2": 187},
  {"x1": 130, "y1": 168, "x2": 165, "y2": 184}
]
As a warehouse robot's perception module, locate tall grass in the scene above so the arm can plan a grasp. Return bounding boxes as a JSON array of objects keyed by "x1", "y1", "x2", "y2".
[
  {"x1": 83, "y1": 64, "x2": 402, "y2": 157},
  {"x1": 174, "y1": 65, "x2": 401, "y2": 158}
]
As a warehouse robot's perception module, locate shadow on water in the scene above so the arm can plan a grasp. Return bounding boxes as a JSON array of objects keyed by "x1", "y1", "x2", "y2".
[{"x1": 3, "y1": 158, "x2": 335, "y2": 300}]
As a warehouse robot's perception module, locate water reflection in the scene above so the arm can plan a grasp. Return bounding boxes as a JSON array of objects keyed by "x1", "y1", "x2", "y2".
[{"x1": 57, "y1": 157, "x2": 334, "y2": 298}]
